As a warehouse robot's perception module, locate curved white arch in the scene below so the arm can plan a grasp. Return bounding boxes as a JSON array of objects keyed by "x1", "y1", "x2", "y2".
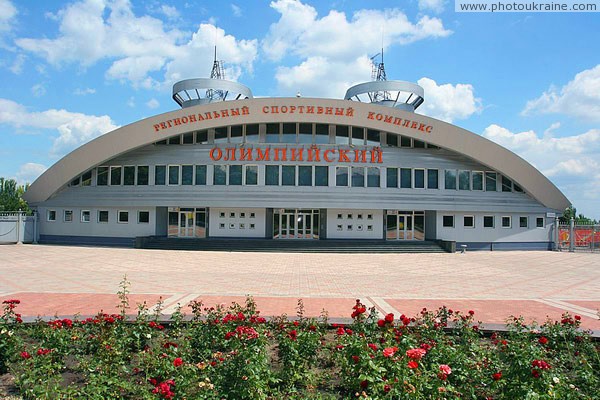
[{"x1": 24, "y1": 98, "x2": 570, "y2": 211}]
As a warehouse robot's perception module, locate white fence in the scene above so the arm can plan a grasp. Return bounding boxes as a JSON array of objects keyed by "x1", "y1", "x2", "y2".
[{"x1": 0, "y1": 212, "x2": 36, "y2": 244}]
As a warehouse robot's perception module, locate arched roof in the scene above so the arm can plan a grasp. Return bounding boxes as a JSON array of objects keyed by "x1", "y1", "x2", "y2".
[{"x1": 24, "y1": 98, "x2": 570, "y2": 211}]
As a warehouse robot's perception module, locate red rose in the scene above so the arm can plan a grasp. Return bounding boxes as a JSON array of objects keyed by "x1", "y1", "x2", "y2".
[
  {"x1": 538, "y1": 336, "x2": 548, "y2": 345},
  {"x1": 407, "y1": 360, "x2": 418, "y2": 369},
  {"x1": 406, "y1": 348, "x2": 426, "y2": 360},
  {"x1": 439, "y1": 364, "x2": 452, "y2": 375},
  {"x1": 352, "y1": 355, "x2": 360, "y2": 364},
  {"x1": 20, "y1": 351, "x2": 31, "y2": 359},
  {"x1": 377, "y1": 319, "x2": 386, "y2": 327},
  {"x1": 382, "y1": 347, "x2": 398, "y2": 358},
  {"x1": 173, "y1": 357, "x2": 183, "y2": 367},
  {"x1": 492, "y1": 371, "x2": 502, "y2": 381},
  {"x1": 384, "y1": 384, "x2": 391, "y2": 392},
  {"x1": 384, "y1": 313, "x2": 394, "y2": 323}
]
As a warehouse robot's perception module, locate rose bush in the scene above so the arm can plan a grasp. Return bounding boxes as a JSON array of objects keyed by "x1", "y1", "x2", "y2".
[{"x1": 0, "y1": 295, "x2": 598, "y2": 399}]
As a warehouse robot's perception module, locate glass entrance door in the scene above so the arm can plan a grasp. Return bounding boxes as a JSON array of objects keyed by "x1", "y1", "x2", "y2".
[
  {"x1": 386, "y1": 211, "x2": 422, "y2": 240},
  {"x1": 179, "y1": 211, "x2": 195, "y2": 237},
  {"x1": 274, "y1": 209, "x2": 319, "y2": 239}
]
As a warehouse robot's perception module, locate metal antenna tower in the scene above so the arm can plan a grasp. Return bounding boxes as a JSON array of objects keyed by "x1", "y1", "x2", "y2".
[
  {"x1": 206, "y1": 46, "x2": 226, "y2": 101},
  {"x1": 370, "y1": 48, "x2": 390, "y2": 102}
]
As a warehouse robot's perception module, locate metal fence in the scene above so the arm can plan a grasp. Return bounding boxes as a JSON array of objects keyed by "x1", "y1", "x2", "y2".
[
  {"x1": 0, "y1": 212, "x2": 36, "y2": 244},
  {"x1": 557, "y1": 221, "x2": 600, "y2": 252}
]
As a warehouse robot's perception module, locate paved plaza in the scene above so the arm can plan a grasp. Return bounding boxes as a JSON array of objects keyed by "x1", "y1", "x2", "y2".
[{"x1": 0, "y1": 244, "x2": 598, "y2": 332}]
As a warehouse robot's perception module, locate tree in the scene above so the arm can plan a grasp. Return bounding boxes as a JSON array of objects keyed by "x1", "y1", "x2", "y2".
[
  {"x1": 0, "y1": 178, "x2": 30, "y2": 213},
  {"x1": 560, "y1": 206, "x2": 598, "y2": 225}
]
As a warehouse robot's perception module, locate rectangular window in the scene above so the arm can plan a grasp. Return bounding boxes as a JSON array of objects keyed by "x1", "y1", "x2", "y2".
[
  {"x1": 502, "y1": 175, "x2": 513, "y2": 192},
  {"x1": 282, "y1": 123, "x2": 297, "y2": 143},
  {"x1": 64, "y1": 210, "x2": 73, "y2": 222},
  {"x1": 110, "y1": 166, "x2": 122, "y2": 185},
  {"x1": 245, "y1": 165, "x2": 258, "y2": 185},
  {"x1": 123, "y1": 166, "x2": 135, "y2": 185},
  {"x1": 196, "y1": 130, "x2": 208, "y2": 144},
  {"x1": 484, "y1": 216, "x2": 494, "y2": 228},
  {"x1": 97, "y1": 166, "x2": 108, "y2": 186},
  {"x1": 47, "y1": 210, "x2": 56, "y2": 222},
  {"x1": 351, "y1": 167, "x2": 365, "y2": 187},
  {"x1": 427, "y1": 169, "x2": 439, "y2": 189},
  {"x1": 472, "y1": 171, "x2": 483, "y2": 191},
  {"x1": 229, "y1": 165, "x2": 242, "y2": 185},
  {"x1": 501, "y1": 216, "x2": 511, "y2": 228},
  {"x1": 536, "y1": 217, "x2": 544, "y2": 228},
  {"x1": 214, "y1": 127, "x2": 227, "y2": 143},
  {"x1": 519, "y1": 216, "x2": 528, "y2": 228},
  {"x1": 181, "y1": 165, "x2": 194, "y2": 185},
  {"x1": 230, "y1": 125, "x2": 243, "y2": 143},
  {"x1": 81, "y1": 210, "x2": 91, "y2": 223},
  {"x1": 282, "y1": 165, "x2": 296, "y2": 186},
  {"x1": 315, "y1": 124, "x2": 329, "y2": 144},
  {"x1": 400, "y1": 136, "x2": 412, "y2": 147},
  {"x1": 459, "y1": 170, "x2": 471, "y2": 190},
  {"x1": 266, "y1": 123, "x2": 280, "y2": 143},
  {"x1": 336, "y1": 166, "x2": 349, "y2": 187},
  {"x1": 195, "y1": 165, "x2": 207, "y2": 185},
  {"x1": 168, "y1": 135, "x2": 181, "y2": 145},
  {"x1": 387, "y1": 134, "x2": 398, "y2": 147},
  {"x1": 182, "y1": 132, "x2": 194, "y2": 144},
  {"x1": 315, "y1": 166, "x2": 328, "y2": 186},
  {"x1": 367, "y1": 167, "x2": 380, "y2": 188},
  {"x1": 136, "y1": 166, "x2": 149, "y2": 185},
  {"x1": 351, "y1": 127, "x2": 364, "y2": 145},
  {"x1": 414, "y1": 169, "x2": 425, "y2": 189},
  {"x1": 168, "y1": 165, "x2": 180, "y2": 185},
  {"x1": 298, "y1": 166, "x2": 312, "y2": 186},
  {"x1": 464, "y1": 215, "x2": 474, "y2": 228},
  {"x1": 366, "y1": 129, "x2": 380, "y2": 146},
  {"x1": 298, "y1": 123, "x2": 312, "y2": 143},
  {"x1": 138, "y1": 211, "x2": 150, "y2": 224},
  {"x1": 118, "y1": 210, "x2": 129, "y2": 223},
  {"x1": 81, "y1": 170, "x2": 92, "y2": 186},
  {"x1": 213, "y1": 165, "x2": 227, "y2": 185},
  {"x1": 442, "y1": 215, "x2": 454, "y2": 228},
  {"x1": 386, "y1": 167, "x2": 398, "y2": 188},
  {"x1": 413, "y1": 139, "x2": 425, "y2": 148},
  {"x1": 245, "y1": 124, "x2": 259, "y2": 143},
  {"x1": 335, "y1": 125, "x2": 349, "y2": 144},
  {"x1": 445, "y1": 170, "x2": 457, "y2": 190},
  {"x1": 266, "y1": 165, "x2": 279, "y2": 185},
  {"x1": 98, "y1": 210, "x2": 109, "y2": 223},
  {"x1": 485, "y1": 172, "x2": 497, "y2": 191},
  {"x1": 155, "y1": 165, "x2": 166, "y2": 185},
  {"x1": 400, "y1": 168, "x2": 412, "y2": 188}
]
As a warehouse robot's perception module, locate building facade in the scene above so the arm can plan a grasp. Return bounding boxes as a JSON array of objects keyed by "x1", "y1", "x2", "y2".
[{"x1": 23, "y1": 78, "x2": 570, "y2": 250}]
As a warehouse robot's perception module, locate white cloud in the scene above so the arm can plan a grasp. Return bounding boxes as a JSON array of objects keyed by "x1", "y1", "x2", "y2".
[
  {"x1": 522, "y1": 64, "x2": 600, "y2": 122},
  {"x1": 16, "y1": 163, "x2": 47, "y2": 185},
  {"x1": 231, "y1": 4, "x2": 242, "y2": 17},
  {"x1": 160, "y1": 5, "x2": 180, "y2": 19},
  {"x1": 418, "y1": 0, "x2": 446, "y2": 13},
  {"x1": 416, "y1": 77, "x2": 482, "y2": 122},
  {"x1": 264, "y1": 0, "x2": 451, "y2": 97},
  {"x1": 73, "y1": 87, "x2": 96, "y2": 96},
  {"x1": 0, "y1": 98, "x2": 119, "y2": 157},
  {"x1": 16, "y1": 0, "x2": 257, "y2": 89},
  {"x1": 275, "y1": 56, "x2": 372, "y2": 98},
  {"x1": 146, "y1": 98, "x2": 159, "y2": 109},
  {"x1": 262, "y1": 0, "x2": 452, "y2": 62},
  {"x1": 10, "y1": 53, "x2": 25, "y2": 74},
  {"x1": 0, "y1": 0, "x2": 17, "y2": 33},
  {"x1": 31, "y1": 83, "x2": 46, "y2": 98},
  {"x1": 482, "y1": 124, "x2": 600, "y2": 216}
]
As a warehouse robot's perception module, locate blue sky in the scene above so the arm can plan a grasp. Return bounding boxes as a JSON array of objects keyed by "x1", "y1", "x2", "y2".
[{"x1": 0, "y1": 0, "x2": 598, "y2": 218}]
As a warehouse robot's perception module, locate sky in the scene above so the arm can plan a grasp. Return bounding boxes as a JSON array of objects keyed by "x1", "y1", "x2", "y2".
[{"x1": 0, "y1": 0, "x2": 598, "y2": 218}]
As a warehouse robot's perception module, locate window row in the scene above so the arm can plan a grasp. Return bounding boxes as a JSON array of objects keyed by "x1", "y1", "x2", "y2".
[
  {"x1": 442, "y1": 215, "x2": 545, "y2": 229},
  {"x1": 386, "y1": 168, "x2": 439, "y2": 189},
  {"x1": 153, "y1": 123, "x2": 439, "y2": 148},
  {"x1": 444, "y1": 170, "x2": 523, "y2": 193},
  {"x1": 46, "y1": 209, "x2": 149, "y2": 224}
]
